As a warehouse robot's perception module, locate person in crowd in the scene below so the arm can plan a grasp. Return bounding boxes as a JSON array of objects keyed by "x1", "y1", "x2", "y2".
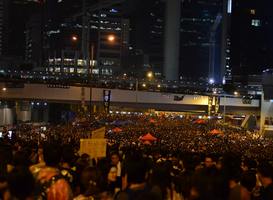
[
  {"x1": 60, "y1": 145, "x2": 77, "y2": 192},
  {"x1": 241, "y1": 158, "x2": 257, "y2": 173},
  {"x1": 106, "y1": 165, "x2": 119, "y2": 194},
  {"x1": 110, "y1": 152, "x2": 122, "y2": 188},
  {"x1": 35, "y1": 142, "x2": 73, "y2": 200},
  {"x1": 150, "y1": 161, "x2": 183, "y2": 200},
  {"x1": 74, "y1": 167, "x2": 101, "y2": 200},
  {"x1": 4, "y1": 167, "x2": 35, "y2": 200},
  {"x1": 29, "y1": 145, "x2": 46, "y2": 177},
  {"x1": 115, "y1": 152, "x2": 150, "y2": 200},
  {"x1": 190, "y1": 157, "x2": 225, "y2": 200},
  {"x1": 203, "y1": 155, "x2": 216, "y2": 169},
  {"x1": 257, "y1": 161, "x2": 273, "y2": 200},
  {"x1": 240, "y1": 170, "x2": 257, "y2": 199}
]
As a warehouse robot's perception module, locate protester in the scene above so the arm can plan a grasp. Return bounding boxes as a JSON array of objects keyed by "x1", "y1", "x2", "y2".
[{"x1": 0, "y1": 113, "x2": 273, "y2": 200}]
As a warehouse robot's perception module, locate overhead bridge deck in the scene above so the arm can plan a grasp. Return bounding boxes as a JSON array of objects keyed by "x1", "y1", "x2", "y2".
[{"x1": 0, "y1": 82, "x2": 260, "y2": 113}]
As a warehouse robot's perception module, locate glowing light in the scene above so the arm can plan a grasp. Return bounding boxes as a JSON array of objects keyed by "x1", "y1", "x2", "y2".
[
  {"x1": 108, "y1": 35, "x2": 115, "y2": 42},
  {"x1": 209, "y1": 78, "x2": 215, "y2": 84},
  {"x1": 147, "y1": 71, "x2": 153, "y2": 79},
  {"x1": 72, "y1": 36, "x2": 78, "y2": 41},
  {"x1": 2, "y1": 87, "x2": 6, "y2": 91},
  {"x1": 234, "y1": 91, "x2": 238, "y2": 95},
  {"x1": 142, "y1": 83, "x2": 146, "y2": 87},
  {"x1": 222, "y1": 77, "x2": 226, "y2": 85}
]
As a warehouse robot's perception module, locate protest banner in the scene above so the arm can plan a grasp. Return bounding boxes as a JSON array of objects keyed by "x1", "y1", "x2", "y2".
[
  {"x1": 91, "y1": 127, "x2": 105, "y2": 139},
  {"x1": 79, "y1": 138, "x2": 107, "y2": 158}
]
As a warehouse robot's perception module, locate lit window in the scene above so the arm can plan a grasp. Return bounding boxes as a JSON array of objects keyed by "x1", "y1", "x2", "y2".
[
  {"x1": 251, "y1": 19, "x2": 261, "y2": 27},
  {"x1": 250, "y1": 9, "x2": 256, "y2": 15},
  {"x1": 110, "y1": 8, "x2": 118, "y2": 13}
]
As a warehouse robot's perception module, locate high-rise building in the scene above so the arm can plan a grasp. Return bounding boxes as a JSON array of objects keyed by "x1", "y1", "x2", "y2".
[
  {"x1": 44, "y1": 0, "x2": 130, "y2": 76},
  {"x1": 0, "y1": 0, "x2": 8, "y2": 56},
  {"x1": 180, "y1": 0, "x2": 223, "y2": 81},
  {"x1": 128, "y1": 0, "x2": 164, "y2": 77},
  {"x1": 230, "y1": 0, "x2": 273, "y2": 81},
  {"x1": 91, "y1": 5, "x2": 130, "y2": 75},
  {"x1": 129, "y1": 0, "x2": 224, "y2": 81},
  {"x1": 25, "y1": 14, "x2": 42, "y2": 68}
]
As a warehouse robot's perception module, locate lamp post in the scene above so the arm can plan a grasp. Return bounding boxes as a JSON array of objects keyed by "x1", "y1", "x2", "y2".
[
  {"x1": 147, "y1": 71, "x2": 154, "y2": 80},
  {"x1": 223, "y1": 94, "x2": 226, "y2": 123},
  {"x1": 135, "y1": 78, "x2": 138, "y2": 103},
  {"x1": 89, "y1": 43, "x2": 94, "y2": 116},
  {"x1": 88, "y1": 35, "x2": 115, "y2": 115}
]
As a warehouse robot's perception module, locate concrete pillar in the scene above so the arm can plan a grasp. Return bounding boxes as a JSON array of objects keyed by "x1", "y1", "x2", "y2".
[
  {"x1": 16, "y1": 101, "x2": 31, "y2": 122},
  {"x1": 43, "y1": 108, "x2": 49, "y2": 123},
  {"x1": 164, "y1": 0, "x2": 181, "y2": 81},
  {"x1": 0, "y1": 108, "x2": 14, "y2": 126}
]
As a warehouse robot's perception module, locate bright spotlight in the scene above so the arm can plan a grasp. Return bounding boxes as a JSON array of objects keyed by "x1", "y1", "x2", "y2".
[{"x1": 209, "y1": 78, "x2": 215, "y2": 84}]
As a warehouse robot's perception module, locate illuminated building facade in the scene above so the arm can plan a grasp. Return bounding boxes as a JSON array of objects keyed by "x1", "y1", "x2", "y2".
[{"x1": 42, "y1": 1, "x2": 129, "y2": 75}]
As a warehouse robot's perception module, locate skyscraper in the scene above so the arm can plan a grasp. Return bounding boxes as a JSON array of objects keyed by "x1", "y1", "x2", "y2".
[
  {"x1": 0, "y1": 0, "x2": 8, "y2": 56},
  {"x1": 44, "y1": 0, "x2": 130, "y2": 76},
  {"x1": 230, "y1": 0, "x2": 273, "y2": 80},
  {"x1": 129, "y1": 0, "x2": 224, "y2": 81}
]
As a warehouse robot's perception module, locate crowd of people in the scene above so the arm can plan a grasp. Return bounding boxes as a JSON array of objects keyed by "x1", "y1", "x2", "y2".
[{"x1": 0, "y1": 113, "x2": 273, "y2": 200}]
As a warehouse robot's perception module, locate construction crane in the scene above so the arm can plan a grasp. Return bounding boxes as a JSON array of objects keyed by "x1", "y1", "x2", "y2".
[{"x1": 209, "y1": 13, "x2": 222, "y2": 82}]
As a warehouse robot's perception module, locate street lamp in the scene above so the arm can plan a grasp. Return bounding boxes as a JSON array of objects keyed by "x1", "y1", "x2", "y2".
[
  {"x1": 209, "y1": 78, "x2": 215, "y2": 85},
  {"x1": 89, "y1": 43, "x2": 95, "y2": 116},
  {"x1": 89, "y1": 34, "x2": 115, "y2": 115},
  {"x1": 223, "y1": 94, "x2": 227, "y2": 123},
  {"x1": 147, "y1": 71, "x2": 153, "y2": 79},
  {"x1": 107, "y1": 35, "x2": 115, "y2": 42},
  {"x1": 72, "y1": 35, "x2": 78, "y2": 41}
]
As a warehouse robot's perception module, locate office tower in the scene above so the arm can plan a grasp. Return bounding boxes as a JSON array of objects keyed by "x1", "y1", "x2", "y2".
[
  {"x1": 130, "y1": 0, "x2": 224, "y2": 81},
  {"x1": 180, "y1": 0, "x2": 223, "y2": 81},
  {"x1": 0, "y1": 0, "x2": 8, "y2": 56},
  {"x1": 230, "y1": 0, "x2": 273, "y2": 80},
  {"x1": 25, "y1": 14, "x2": 42, "y2": 68},
  {"x1": 91, "y1": 5, "x2": 130, "y2": 75},
  {"x1": 44, "y1": 0, "x2": 130, "y2": 76}
]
